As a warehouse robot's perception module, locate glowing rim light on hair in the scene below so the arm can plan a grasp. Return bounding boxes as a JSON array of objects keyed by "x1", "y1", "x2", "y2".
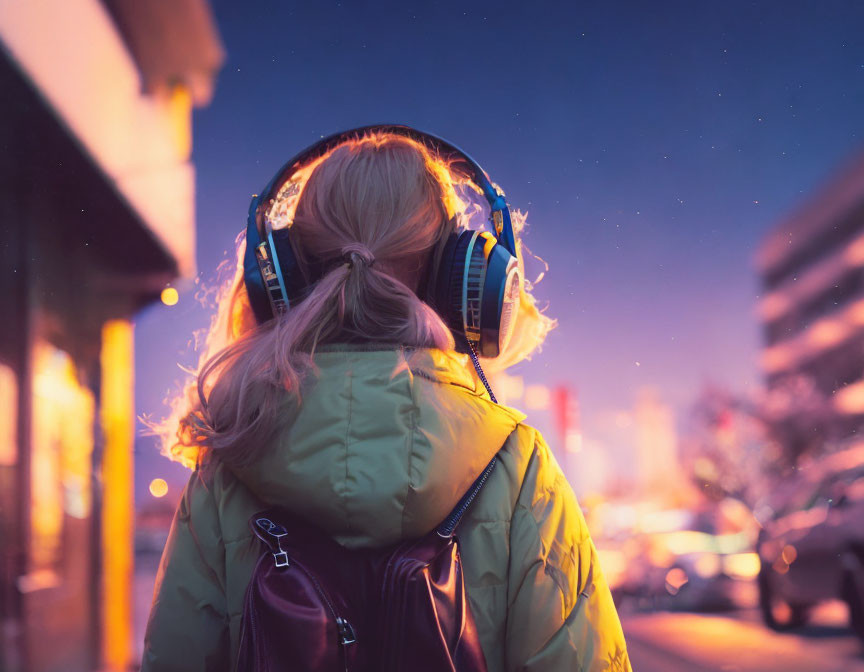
[
  {"x1": 263, "y1": 132, "x2": 475, "y2": 233},
  {"x1": 148, "y1": 131, "x2": 557, "y2": 470}
]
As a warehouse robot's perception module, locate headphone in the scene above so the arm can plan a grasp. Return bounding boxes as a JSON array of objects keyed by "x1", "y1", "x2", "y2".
[{"x1": 243, "y1": 124, "x2": 521, "y2": 358}]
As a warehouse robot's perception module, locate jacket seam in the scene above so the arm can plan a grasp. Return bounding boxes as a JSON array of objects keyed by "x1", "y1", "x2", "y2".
[
  {"x1": 512, "y1": 448, "x2": 578, "y2": 617},
  {"x1": 506, "y1": 430, "x2": 577, "y2": 613},
  {"x1": 401, "y1": 370, "x2": 419, "y2": 538},
  {"x1": 342, "y1": 367, "x2": 354, "y2": 534},
  {"x1": 513, "y1": 506, "x2": 573, "y2": 617},
  {"x1": 503, "y1": 429, "x2": 540, "y2": 637}
]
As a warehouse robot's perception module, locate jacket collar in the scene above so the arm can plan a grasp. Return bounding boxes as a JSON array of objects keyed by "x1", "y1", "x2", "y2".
[{"x1": 313, "y1": 343, "x2": 518, "y2": 409}]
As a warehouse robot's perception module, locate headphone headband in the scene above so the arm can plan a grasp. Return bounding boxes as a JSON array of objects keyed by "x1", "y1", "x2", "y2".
[
  {"x1": 249, "y1": 124, "x2": 517, "y2": 256},
  {"x1": 244, "y1": 124, "x2": 523, "y2": 358}
]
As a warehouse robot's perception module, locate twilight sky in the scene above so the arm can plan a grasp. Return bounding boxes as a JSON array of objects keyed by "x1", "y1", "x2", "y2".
[{"x1": 134, "y1": 0, "x2": 864, "y2": 501}]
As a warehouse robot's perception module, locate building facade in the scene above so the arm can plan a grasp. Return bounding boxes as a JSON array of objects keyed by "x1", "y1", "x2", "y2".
[
  {"x1": 756, "y1": 153, "x2": 864, "y2": 441},
  {"x1": 0, "y1": 1, "x2": 222, "y2": 670}
]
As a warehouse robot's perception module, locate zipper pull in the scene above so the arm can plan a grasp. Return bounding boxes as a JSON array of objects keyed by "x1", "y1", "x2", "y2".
[
  {"x1": 255, "y1": 517, "x2": 290, "y2": 567},
  {"x1": 336, "y1": 617, "x2": 356, "y2": 646}
]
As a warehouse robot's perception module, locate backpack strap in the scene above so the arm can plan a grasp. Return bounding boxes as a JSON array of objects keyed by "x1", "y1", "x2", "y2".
[
  {"x1": 437, "y1": 346, "x2": 501, "y2": 538},
  {"x1": 436, "y1": 455, "x2": 498, "y2": 538}
]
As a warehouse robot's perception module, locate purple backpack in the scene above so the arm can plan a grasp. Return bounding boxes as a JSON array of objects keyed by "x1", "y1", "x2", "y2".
[{"x1": 235, "y1": 456, "x2": 497, "y2": 671}]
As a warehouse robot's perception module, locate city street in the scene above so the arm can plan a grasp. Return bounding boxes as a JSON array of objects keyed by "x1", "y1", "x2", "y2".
[
  {"x1": 623, "y1": 608, "x2": 864, "y2": 672},
  {"x1": 135, "y1": 555, "x2": 863, "y2": 671}
]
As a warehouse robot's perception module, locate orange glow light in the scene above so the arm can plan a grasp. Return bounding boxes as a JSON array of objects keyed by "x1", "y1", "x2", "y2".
[
  {"x1": 808, "y1": 320, "x2": 847, "y2": 347},
  {"x1": 722, "y1": 552, "x2": 761, "y2": 580},
  {"x1": 149, "y1": 478, "x2": 169, "y2": 498},
  {"x1": 693, "y1": 554, "x2": 721, "y2": 579},
  {"x1": 0, "y1": 363, "x2": 17, "y2": 466},
  {"x1": 781, "y1": 544, "x2": 797, "y2": 565},
  {"x1": 100, "y1": 320, "x2": 134, "y2": 670},
  {"x1": 160, "y1": 287, "x2": 179, "y2": 306},
  {"x1": 850, "y1": 301, "x2": 864, "y2": 324},
  {"x1": 31, "y1": 343, "x2": 95, "y2": 568},
  {"x1": 761, "y1": 345, "x2": 794, "y2": 373},
  {"x1": 524, "y1": 384, "x2": 550, "y2": 410},
  {"x1": 565, "y1": 431, "x2": 583, "y2": 453},
  {"x1": 835, "y1": 380, "x2": 864, "y2": 414},
  {"x1": 757, "y1": 293, "x2": 790, "y2": 321},
  {"x1": 665, "y1": 567, "x2": 689, "y2": 595},
  {"x1": 845, "y1": 235, "x2": 864, "y2": 265},
  {"x1": 772, "y1": 557, "x2": 790, "y2": 574}
]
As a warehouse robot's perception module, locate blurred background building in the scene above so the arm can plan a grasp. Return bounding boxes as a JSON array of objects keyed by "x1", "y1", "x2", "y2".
[
  {"x1": 0, "y1": 1, "x2": 222, "y2": 671},
  {"x1": 756, "y1": 154, "x2": 864, "y2": 440}
]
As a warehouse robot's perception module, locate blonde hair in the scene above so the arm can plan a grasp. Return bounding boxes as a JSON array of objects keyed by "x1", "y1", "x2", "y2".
[{"x1": 155, "y1": 132, "x2": 554, "y2": 469}]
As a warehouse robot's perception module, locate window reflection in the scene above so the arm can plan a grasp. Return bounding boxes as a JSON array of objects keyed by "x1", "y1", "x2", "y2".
[{"x1": 31, "y1": 342, "x2": 94, "y2": 572}]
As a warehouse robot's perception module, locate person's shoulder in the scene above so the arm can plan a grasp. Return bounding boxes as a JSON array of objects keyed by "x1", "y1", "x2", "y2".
[
  {"x1": 186, "y1": 456, "x2": 251, "y2": 497},
  {"x1": 498, "y1": 423, "x2": 564, "y2": 489},
  {"x1": 496, "y1": 422, "x2": 538, "y2": 476},
  {"x1": 173, "y1": 460, "x2": 243, "y2": 533},
  {"x1": 172, "y1": 466, "x2": 221, "y2": 531},
  {"x1": 502, "y1": 423, "x2": 587, "y2": 538},
  {"x1": 506, "y1": 426, "x2": 592, "y2": 617},
  {"x1": 184, "y1": 459, "x2": 266, "y2": 545},
  {"x1": 489, "y1": 422, "x2": 576, "y2": 516}
]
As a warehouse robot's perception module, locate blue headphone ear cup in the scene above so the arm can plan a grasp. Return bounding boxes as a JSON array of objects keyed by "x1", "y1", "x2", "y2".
[
  {"x1": 268, "y1": 228, "x2": 309, "y2": 307},
  {"x1": 243, "y1": 193, "x2": 311, "y2": 325},
  {"x1": 243, "y1": 196, "x2": 277, "y2": 324},
  {"x1": 431, "y1": 231, "x2": 471, "y2": 351},
  {"x1": 246, "y1": 125, "x2": 520, "y2": 329},
  {"x1": 431, "y1": 229, "x2": 520, "y2": 357},
  {"x1": 479, "y1": 244, "x2": 520, "y2": 358}
]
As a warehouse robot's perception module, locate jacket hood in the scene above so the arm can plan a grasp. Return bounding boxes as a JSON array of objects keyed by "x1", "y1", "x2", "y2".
[{"x1": 232, "y1": 346, "x2": 525, "y2": 548}]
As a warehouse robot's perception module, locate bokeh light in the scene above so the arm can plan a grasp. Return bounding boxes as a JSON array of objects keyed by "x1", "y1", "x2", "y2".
[
  {"x1": 160, "y1": 287, "x2": 179, "y2": 306},
  {"x1": 148, "y1": 478, "x2": 169, "y2": 498}
]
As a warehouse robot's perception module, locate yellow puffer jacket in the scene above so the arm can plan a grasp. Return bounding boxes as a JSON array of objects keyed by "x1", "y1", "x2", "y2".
[{"x1": 141, "y1": 346, "x2": 631, "y2": 671}]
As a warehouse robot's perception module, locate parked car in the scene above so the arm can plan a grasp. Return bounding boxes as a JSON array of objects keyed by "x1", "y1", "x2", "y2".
[
  {"x1": 593, "y1": 501, "x2": 758, "y2": 613},
  {"x1": 755, "y1": 444, "x2": 864, "y2": 640}
]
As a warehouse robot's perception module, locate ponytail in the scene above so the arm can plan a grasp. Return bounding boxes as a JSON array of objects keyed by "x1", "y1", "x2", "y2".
[{"x1": 173, "y1": 135, "x2": 457, "y2": 469}]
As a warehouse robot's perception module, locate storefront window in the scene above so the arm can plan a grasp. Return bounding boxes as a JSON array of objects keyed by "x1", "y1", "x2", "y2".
[{"x1": 30, "y1": 342, "x2": 94, "y2": 572}]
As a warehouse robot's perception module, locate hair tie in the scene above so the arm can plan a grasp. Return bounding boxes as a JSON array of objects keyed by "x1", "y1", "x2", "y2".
[{"x1": 341, "y1": 243, "x2": 375, "y2": 268}]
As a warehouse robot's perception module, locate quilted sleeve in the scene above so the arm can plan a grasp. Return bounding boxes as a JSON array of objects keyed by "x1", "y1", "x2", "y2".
[
  {"x1": 140, "y1": 470, "x2": 230, "y2": 672},
  {"x1": 505, "y1": 434, "x2": 631, "y2": 671}
]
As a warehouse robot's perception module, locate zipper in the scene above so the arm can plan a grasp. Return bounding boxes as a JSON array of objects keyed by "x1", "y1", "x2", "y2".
[
  {"x1": 256, "y1": 517, "x2": 356, "y2": 669},
  {"x1": 292, "y1": 558, "x2": 356, "y2": 671},
  {"x1": 237, "y1": 552, "x2": 268, "y2": 672}
]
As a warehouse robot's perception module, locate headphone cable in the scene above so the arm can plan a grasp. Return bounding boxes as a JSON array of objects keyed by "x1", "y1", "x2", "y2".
[{"x1": 467, "y1": 343, "x2": 498, "y2": 404}]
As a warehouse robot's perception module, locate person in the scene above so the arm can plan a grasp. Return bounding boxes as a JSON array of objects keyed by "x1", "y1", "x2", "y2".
[{"x1": 141, "y1": 130, "x2": 631, "y2": 671}]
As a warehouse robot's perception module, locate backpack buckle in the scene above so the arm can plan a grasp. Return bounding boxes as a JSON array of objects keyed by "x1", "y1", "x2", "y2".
[{"x1": 255, "y1": 518, "x2": 291, "y2": 568}]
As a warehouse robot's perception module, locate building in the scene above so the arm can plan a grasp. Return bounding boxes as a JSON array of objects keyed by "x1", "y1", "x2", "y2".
[
  {"x1": 634, "y1": 386, "x2": 681, "y2": 496},
  {"x1": 0, "y1": 2, "x2": 222, "y2": 671},
  {"x1": 755, "y1": 152, "x2": 864, "y2": 441}
]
